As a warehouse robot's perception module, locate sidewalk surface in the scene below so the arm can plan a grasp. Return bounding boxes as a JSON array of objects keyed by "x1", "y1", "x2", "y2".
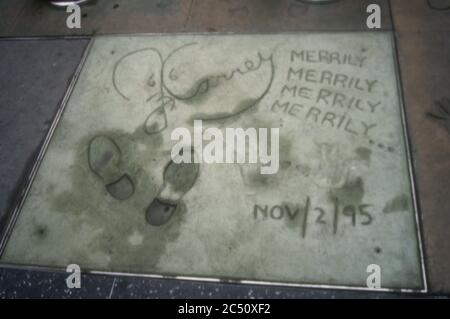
[{"x1": 0, "y1": 0, "x2": 448, "y2": 298}]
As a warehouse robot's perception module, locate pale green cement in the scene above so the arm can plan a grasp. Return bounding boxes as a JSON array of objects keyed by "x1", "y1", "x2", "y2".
[{"x1": 1, "y1": 33, "x2": 423, "y2": 289}]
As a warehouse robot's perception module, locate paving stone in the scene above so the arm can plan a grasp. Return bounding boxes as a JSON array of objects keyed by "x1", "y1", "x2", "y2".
[
  {"x1": 0, "y1": 33, "x2": 424, "y2": 291},
  {"x1": 391, "y1": 0, "x2": 450, "y2": 32},
  {"x1": 0, "y1": 39, "x2": 89, "y2": 237},
  {"x1": 0, "y1": 0, "x2": 392, "y2": 36},
  {"x1": 394, "y1": 30, "x2": 450, "y2": 293}
]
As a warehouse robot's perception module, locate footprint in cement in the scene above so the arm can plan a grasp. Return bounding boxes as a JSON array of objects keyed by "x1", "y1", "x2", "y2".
[
  {"x1": 88, "y1": 135, "x2": 135, "y2": 200},
  {"x1": 146, "y1": 149, "x2": 199, "y2": 226}
]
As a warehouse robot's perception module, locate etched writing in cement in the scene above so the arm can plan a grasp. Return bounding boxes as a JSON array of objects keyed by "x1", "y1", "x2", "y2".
[{"x1": 0, "y1": 33, "x2": 424, "y2": 290}]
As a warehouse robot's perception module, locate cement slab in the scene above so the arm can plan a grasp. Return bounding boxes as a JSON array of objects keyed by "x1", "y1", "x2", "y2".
[{"x1": 0, "y1": 32, "x2": 424, "y2": 291}]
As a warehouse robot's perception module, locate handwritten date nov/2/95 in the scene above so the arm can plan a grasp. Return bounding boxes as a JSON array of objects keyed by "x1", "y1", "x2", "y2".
[{"x1": 253, "y1": 197, "x2": 373, "y2": 238}]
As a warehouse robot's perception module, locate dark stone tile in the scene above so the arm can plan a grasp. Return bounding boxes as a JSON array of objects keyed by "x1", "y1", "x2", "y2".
[
  {"x1": 0, "y1": 267, "x2": 114, "y2": 299},
  {"x1": 0, "y1": 0, "x2": 392, "y2": 36},
  {"x1": 395, "y1": 30, "x2": 450, "y2": 293},
  {"x1": 0, "y1": 266, "x2": 408, "y2": 299},
  {"x1": 109, "y1": 276, "x2": 403, "y2": 299},
  {"x1": 0, "y1": 39, "x2": 89, "y2": 237},
  {"x1": 185, "y1": 0, "x2": 392, "y2": 32},
  {"x1": 391, "y1": 0, "x2": 450, "y2": 32},
  {"x1": 0, "y1": 0, "x2": 189, "y2": 36}
]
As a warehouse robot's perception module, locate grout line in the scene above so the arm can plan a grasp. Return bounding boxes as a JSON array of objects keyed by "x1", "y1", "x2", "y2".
[{"x1": 108, "y1": 278, "x2": 117, "y2": 299}]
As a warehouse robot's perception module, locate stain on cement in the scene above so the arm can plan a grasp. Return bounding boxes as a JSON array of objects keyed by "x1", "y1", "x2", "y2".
[
  {"x1": 33, "y1": 225, "x2": 48, "y2": 239},
  {"x1": 245, "y1": 169, "x2": 271, "y2": 187},
  {"x1": 239, "y1": 135, "x2": 291, "y2": 188},
  {"x1": 296, "y1": 163, "x2": 311, "y2": 177},
  {"x1": 280, "y1": 160, "x2": 292, "y2": 170},
  {"x1": 355, "y1": 146, "x2": 372, "y2": 163},
  {"x1": 50, "y1": 126, "x2": 185, "y2": 270},
  {"x1": 383, "y1": 194, "x2": 410, "y2": 213},
  {"x1": 329, "y1": 177, "x2": 365, "y2": 206},
  {"x1": 278, "y1": 135, "x2": 292, "y2": 160}
]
